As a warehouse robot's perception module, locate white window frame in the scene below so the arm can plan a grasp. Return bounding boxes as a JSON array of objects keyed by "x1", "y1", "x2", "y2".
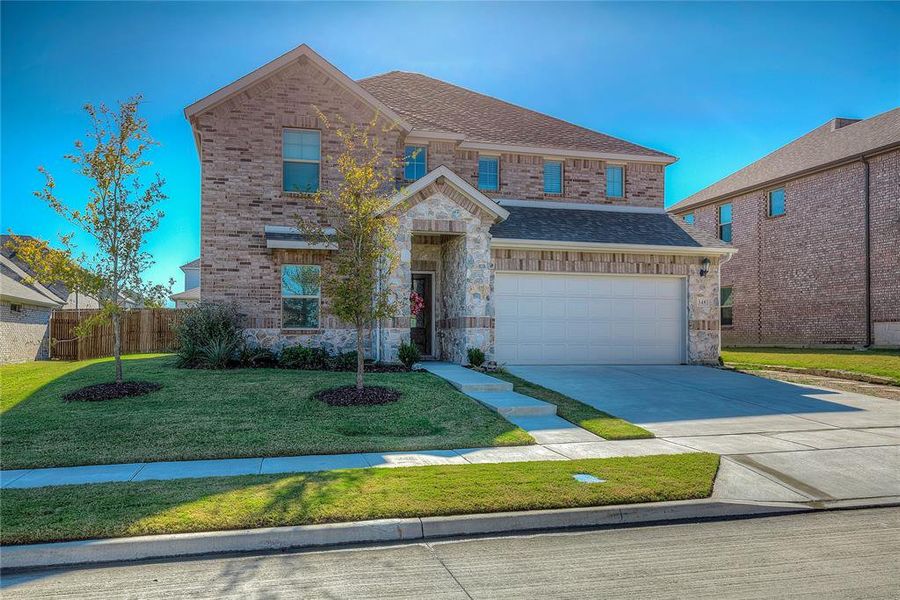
[
  {"x1": 282, "y1": 128, "x2": 321, "y2": 194},
  {"x1": 478, "y1": 155, "x2": 500, "y2": 192},
  {"x1": 404, "y1": 145, "x2": 428, "y2": 181},
  {"x1": 543, "y1": 159, "x2": 564, "y2": 195},
  {"x1": 281, "y1": 264, "x2": 321, "y2": 330},
  {"x1": 767, "y1": 187, "x2": 786, "y2": 217},
  {"x1": 720, "y1": 285, "x2": 734, "y2": 327},
  {"x1": 605, "y1": 164, "x2": 625, "y2": 198},
  {"x1": 718, "y1": 203, "x2": 733, "y2": 242}
]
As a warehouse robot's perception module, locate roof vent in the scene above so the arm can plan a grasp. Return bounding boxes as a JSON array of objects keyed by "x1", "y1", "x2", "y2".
[{"x1": 831, "y1": 117, "x2": 861, "y2": 131}]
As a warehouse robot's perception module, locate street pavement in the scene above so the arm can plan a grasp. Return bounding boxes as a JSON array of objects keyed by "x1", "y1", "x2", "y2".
[{"x1": 2, "y1": 507, "x2": 897, "y2": 598}]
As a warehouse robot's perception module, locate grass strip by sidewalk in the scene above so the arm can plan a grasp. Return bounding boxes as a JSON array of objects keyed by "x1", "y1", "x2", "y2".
[
  {"x1": 491, "y1": 372, "x2": 653, "y2": 440},
  {"x1": 722, "y1": 347, "x2": 900, "y2": 384},
  {"x1": 0, "y1": 453, "x2": 717, "y2": 545}
]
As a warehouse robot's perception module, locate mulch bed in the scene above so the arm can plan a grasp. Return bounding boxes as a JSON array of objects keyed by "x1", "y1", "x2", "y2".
[
  {"x1": 62, "y1": 381, "x2": 163, "y2": 403},
  {"x1": 315, "y1": 385, "x2": 401, "y2": 406}
]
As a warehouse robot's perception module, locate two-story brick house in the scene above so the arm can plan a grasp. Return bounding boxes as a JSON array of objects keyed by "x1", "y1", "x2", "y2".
[
  {"x1": 669, "y1": 108, "x2": 900, "y2": 347},
  {"x1": 185, "y1": 44, "x2": 733, "y2": 365}
]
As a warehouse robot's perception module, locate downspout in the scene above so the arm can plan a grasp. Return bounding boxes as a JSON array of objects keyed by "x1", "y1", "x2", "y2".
[
  {"x1": 862, "y1": 155, "x2": 872, "y2": 347},
  {"x1": 374, "y1": 264, "x2": 382, "y2": 363}
]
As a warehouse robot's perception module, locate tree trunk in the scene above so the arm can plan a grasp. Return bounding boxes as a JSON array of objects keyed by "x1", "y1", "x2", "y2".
[
  {"x1": 356, "y1": 323, "x2": 365, "y2": 391},
  {"x1": 112, "y1": 310, "x2": 123, "y2": 384}
]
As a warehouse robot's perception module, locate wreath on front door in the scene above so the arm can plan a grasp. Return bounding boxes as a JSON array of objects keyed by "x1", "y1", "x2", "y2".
[{"x1": 410, "y1": 290, "x2": 425, "y2": 317}]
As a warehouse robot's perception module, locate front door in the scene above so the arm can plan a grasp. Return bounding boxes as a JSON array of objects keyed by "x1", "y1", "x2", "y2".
[{"x1": 410, "y1": 273, "x2": 433, "y2": 356}]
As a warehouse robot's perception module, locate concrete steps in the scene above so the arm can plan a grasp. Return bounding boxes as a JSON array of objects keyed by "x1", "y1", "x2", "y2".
[
  {"x1": 468, "y1": 390, "x2": 557, "y2": 417},
  {"x1": 418, "y1": 362, "x2": 512, "y2": 393}
]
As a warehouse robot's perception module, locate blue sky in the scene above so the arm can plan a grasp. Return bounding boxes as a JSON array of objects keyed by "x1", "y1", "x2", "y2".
[{"x1": 2, "y1": 1, "x2": 898, "y2": 294}]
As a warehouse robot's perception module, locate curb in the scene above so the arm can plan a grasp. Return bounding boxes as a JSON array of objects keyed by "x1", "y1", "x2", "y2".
[{"x1": 0, "y1": 498, "x2": 818, "y2": 571}]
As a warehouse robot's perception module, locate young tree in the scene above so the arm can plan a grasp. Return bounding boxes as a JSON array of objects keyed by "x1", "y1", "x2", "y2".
[
  {"x1": 12, "y1": 96, "x2": 170, "y2": 384},
  {"x1": 297, "y1": 111, "x2": 401, "y2": 390}
]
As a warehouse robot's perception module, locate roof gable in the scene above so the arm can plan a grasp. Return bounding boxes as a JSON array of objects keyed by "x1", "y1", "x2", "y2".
[
  {"x1": 386, "y1": 165, "x2": 509, "y2": 223},
  {"x1": 670, "y1": 107, "x2": 900, "y2": 212},
  {"x1": 184, "y1": 44, "x2": 412, "y2": 130}
]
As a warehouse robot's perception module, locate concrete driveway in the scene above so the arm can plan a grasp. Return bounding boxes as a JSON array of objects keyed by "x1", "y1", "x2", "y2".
[{"x1": 507, "y1": 365, "x2": 900, "y2": 503}]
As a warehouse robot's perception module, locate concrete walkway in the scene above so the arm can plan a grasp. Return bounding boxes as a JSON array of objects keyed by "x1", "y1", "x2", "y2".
[{"x1": 0, "y1": 438, "x2": 694, "y2": 489}]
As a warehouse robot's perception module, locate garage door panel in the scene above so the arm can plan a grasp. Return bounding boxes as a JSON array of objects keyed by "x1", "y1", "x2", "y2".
[{"x1": 495, "y1": 273, "x2": 685, "y2": 365}]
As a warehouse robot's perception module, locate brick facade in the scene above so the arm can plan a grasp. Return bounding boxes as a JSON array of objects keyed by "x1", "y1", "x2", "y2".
[
  {"x1": 1, "y1": 301, "x2": 52, "y2": 363},
  {"x1": 676, "y1": 148, "x2": 900, "y2": 347},
  {"x1": 418, "y1": 141, "x2": 665, "y2": 207}
]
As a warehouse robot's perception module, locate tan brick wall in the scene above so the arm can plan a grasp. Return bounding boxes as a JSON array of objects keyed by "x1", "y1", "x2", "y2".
[
  {"x1": 195, "y1": 55, "x2": 405, "y2": 328},
  {"x1": 676, "y1": 149, "x2": 899, "y2": 346},
  {"x1": 420, "y1": 141, "x2": 665, "y2": 207},
  {"x1": 1, "y1": 301, "x2": 51, "y2": 363}
]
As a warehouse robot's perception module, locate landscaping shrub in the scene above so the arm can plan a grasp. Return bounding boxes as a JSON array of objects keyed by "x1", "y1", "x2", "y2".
[
  {"x1": 174, "y1": 303, "x2": 243, "y2": 369},
  {"x1": 238, "y1": 345, "x2": 278, "y2": 369},
  {"x1": 398, "y1": 342, "x2": 421, "y2": 369},
  {"x1": 279, "y1": 345, "x2": 331, "y2": 370},
  {"x1": 467, "y1": 347, "x2": 486, "y2": 368},
  {"x1": 331, "y1": 351, "x2": 358, "y2": 371}
]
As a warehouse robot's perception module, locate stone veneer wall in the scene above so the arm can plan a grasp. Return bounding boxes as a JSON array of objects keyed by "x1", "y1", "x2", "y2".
[
  {"x1": 387, "y1": 182, "x2": 496, "y2": 364},
  {"x1": 678, "y1": 149, "x2": 899, "y2": 347},
  {"x1": 1, "y1": 301, "x2": 52, "y2": 364},
  {"x1": 491, "y1": 249, "x2": 722, "y2": 364}
]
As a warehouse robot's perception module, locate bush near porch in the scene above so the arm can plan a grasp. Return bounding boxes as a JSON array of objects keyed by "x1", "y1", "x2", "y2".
[
  {"x1": 0, "y1": 355, "x2": 533, "y2": 470},
  {"x1": 722, "y1": 347, "x2": 900, "y2": 384}
]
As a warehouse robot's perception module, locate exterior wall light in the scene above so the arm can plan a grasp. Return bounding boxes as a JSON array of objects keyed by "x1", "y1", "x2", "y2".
[{"x1": 700, "y1": 257, "x2": 711, "y2": 277}]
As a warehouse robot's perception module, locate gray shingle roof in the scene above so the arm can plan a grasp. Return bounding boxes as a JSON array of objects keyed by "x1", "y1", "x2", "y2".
[
  {"x1": 0, "y1": 234, "x2": 70, "y2": 300},
  {"x1": 359, "y1": 72, "x2": 673, "y2": 160},
  {"x1": 489, "y1": 205, "x2": 711, "y2": 248},
  {"x1": 669, "y1": 107, "x2": 900, "y2": 213}
]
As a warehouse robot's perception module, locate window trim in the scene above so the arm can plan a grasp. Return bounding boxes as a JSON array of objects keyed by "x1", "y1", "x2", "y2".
[
  {"x1": 282, "y1": 128, "x2": 322, "y2": 194},
  {"x1": 281, "y1": 264, "x2": 322, "y2": 330},
  {"x1": 767, "y1": 187, "x2": 786, "y2": 218},
  {"x1": 477, "y1": 155, "x2": 500, "y2": 192},
  {"x1": 404, "y1": 145, "x2": 428, "y2": 181},
  {"x1": 605, "y1": 164, "x2": 625, "y2": 199},
  {"x1": 718, "y1": 202, "x2": 733, "y2": 242},
  {"x1": 543, "y1": 159, "x2": 564, "y2": 195},
  {"x1": 720, "y1": 285, "x2": 734, "y2": 328}
]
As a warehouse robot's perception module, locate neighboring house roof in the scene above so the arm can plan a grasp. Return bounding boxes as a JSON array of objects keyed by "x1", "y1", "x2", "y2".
[
  {"x1": 359, "y1": 71, "x2": 674, "y2": 162},
  {"x1": 180, "y1": 259, "x2": 200, "y2": 270},
  {"x1": 0, "y1": 257, "x2": 66, "y2": 307},
  {"x1": 490, "y1": 203, "x2": 732, "y2": 253},
  {"x1": 170, "y1": 287, "x2": 200, "y2": 301},
  {"x1": 669, "y1": 107, "x2": 900, "y2": 213},
  {"x1": 183, "y1": 44, "x2": 412, "y2": 131},
  {"x1": 1, "y1": 234, "x2": 70, "y2": 300}
]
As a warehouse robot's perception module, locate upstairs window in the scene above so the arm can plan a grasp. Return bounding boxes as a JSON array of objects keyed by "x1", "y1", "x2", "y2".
[
  {"x1": 720, "y1": 286, "x2": 734, "y2": 327},
  {"x1": 478, "y1": 156, "x2": 499, "y2": 191},
  {"x1": 282, "y1": 265, "x2": 321, "y2": 329},
  {"x1": 606, "y1": 165, "x2": 624, "y2": 198},
  {"x1": 768, "y1": 187, "x2": 785, "y2": 217},
  {"x1": 404, "y1": 145, "x2": 427, "y2": 181},
  {"x1": 683, "y1": 213, "x2": 695, "y2": 225},
  {"x1": 718, "y1": 203, "x2": 733, "y2": 242},
  {"x1": 543, "y1": 160, "x2": 563, "y2": 194},
  {"x1": 283, "y1": 129, "x2": 321, "y2": 193}
]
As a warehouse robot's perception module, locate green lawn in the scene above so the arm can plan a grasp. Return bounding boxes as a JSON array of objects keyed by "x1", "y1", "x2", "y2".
[
  {"x1": 0, "y1": 453, "x2": 718, "y2": 545},
  {"x1": 722, "y1": 347, "x2": 900, "y2": 384},
  {"x1": 0, "y1": 355, "x2": 532, "y2": 470},
  {"x1": 491, "y1": 372, "x2": 653, "y2": 440}
]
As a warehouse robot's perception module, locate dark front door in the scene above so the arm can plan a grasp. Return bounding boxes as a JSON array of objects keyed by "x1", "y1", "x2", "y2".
[{"x1": 410, "y1": 273, "x2": 432, "y2": 356}]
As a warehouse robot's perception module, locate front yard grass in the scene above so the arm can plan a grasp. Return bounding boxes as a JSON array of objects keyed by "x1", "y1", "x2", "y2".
[
  {"x1": 722, "y1": 347, "x2": 900, "y2": 384},
  {"x1": 0, "y1": 355, "x2": 532, "y2": 470},
  {"x1": 0, "y1": 453, "x2": 718, "y2": 545},
  {"x1": 491, "y1": 372, "x2": 653, "y2": 440}
]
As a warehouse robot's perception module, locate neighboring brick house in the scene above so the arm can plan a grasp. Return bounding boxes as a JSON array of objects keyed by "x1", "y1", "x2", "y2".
[
  {"x1": 669, "y1": 109, "x2": 900, "y2": 347},
  {"x1": 1, "y1": 238, "x2": 67, "y2": 363},
  {"x1": 185, "y1": 44, "x2": 733, "y2": 365}
]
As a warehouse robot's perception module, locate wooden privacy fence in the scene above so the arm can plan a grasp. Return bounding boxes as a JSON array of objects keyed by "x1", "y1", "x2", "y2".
[{"x1": 49, "y1": 309, "x2": 184, "y2": 361}]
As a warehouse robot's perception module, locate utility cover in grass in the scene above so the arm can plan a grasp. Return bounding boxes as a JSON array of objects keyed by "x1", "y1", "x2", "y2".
[{"x1": 316, "y1": 385, "x2": 400, "y2": 406}]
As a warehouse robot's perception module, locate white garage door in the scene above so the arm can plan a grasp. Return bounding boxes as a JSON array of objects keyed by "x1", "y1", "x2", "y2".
[{"x1": 494, "y1": 273, "x2": 686, "y2": 365}]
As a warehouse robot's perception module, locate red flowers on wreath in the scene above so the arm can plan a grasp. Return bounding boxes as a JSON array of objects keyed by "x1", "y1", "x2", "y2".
[{"x1": 410, "y1": 291, "x2": 425, "y2": 316}]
